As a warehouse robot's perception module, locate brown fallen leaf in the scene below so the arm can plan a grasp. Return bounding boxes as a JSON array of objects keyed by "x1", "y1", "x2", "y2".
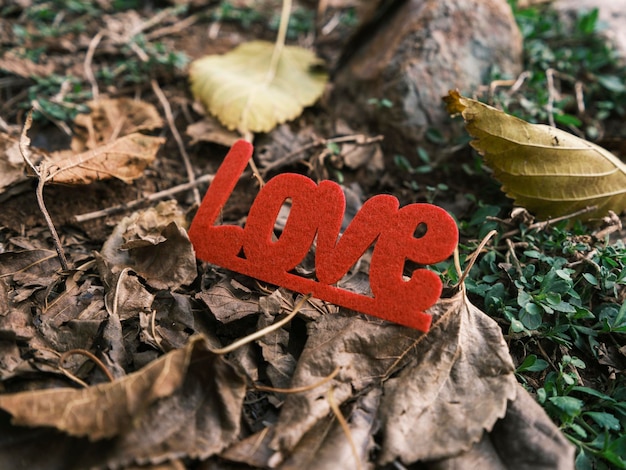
[
  {"x1": 376, "y1": 291, "x2": 518, "y2": 464},
  {"x1": 266, "y1": 289, "x2": 517, "y2": 465},
  {"x1": 44, "y1": 132, "x2": 164, "y2": 184},
  {"x1": 0, "y1": 133, "x2": 29, "y2": 193},
  {"x1": 72, "y1": 98, "x2": 164, "y2": 152},
  {"x1": 0, "y1": 335, "x2": 247, "y2": 468},
  {"x1": 100, "y1": 201, "x2": 197, "y2": 290},
  {"x1": 444, "y1": 90, "x2": 626, "y2": 220},
  {"x1": 185, "y1": 116, "x2": 240, "y2": 147}
]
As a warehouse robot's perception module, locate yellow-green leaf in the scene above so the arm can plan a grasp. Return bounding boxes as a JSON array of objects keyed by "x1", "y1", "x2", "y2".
[
  {"x1": 444, "y1": 90, "x2": 626, "y2": 220},
  {"x1": 190, "y1": 41, "x2": 328, "y2": 134}
]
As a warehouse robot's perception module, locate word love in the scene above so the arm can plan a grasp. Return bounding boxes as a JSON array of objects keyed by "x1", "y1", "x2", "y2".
[{"x1": 188, "y1": 140, "x2": 458, "y2": 332}]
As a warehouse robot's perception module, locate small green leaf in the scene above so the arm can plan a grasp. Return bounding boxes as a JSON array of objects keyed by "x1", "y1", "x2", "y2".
[
  {"x1": 583, "y1": 272, "x2": 599, "y2": 286},
  {"x1": 597, "y1": 75, "x2": 626, "y2": 93},
  {"x1": 585, "y1": 411, "x2": 621, "y2": 431},
  {"x1": 517, "y1": 354, "x2": 548, "y2": 372},
  {"x1": 549, "y1": 396, "x2": 583, "y2": 416}
]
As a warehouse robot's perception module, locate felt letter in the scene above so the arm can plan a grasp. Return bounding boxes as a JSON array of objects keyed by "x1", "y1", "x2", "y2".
[
  {"x1": 188, "y1": 140, "x2": 460, "y2": 332},
  {"x1": 188, "y1": 140, "x2": 252, "y2": 265}
]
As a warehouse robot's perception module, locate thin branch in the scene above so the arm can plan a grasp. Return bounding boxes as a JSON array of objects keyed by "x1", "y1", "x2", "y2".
[
  {"x1": 151, "y1": 79, "x2": 200, "y2": 204},
  {"x1": 208, "y1": 295, "x2": 311, "y2": 355},
  {"x1": 84, "y1": 31, "x2": 104, "y2": 101},
  {"x1": 59, "y1": 348, "x2": 116, "y2": 384},
  {"x1": 501, "y1": 205, "x2": 597, "y2": 239},
  {"x1": 261, "y1": 134, "x2": 384, "y2": 176},
  {"x1": 72, "y1": 170, "x2": 249, "y2": 223},
  {"x1": 254, "y1": 366, "x2": 341, "y2": 393},
  {"x1": 145, "y1": 13, "x2": 201, "y2": 41}
]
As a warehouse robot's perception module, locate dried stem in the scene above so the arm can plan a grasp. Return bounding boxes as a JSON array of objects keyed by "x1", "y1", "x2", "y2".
[
  {"x1": 328, "y1": 386, "x2": 363, "y2": 470},
  {"x1": 151, "y1": 79, "x2": 200, "y2": 204},
  {"x1": 84, "y1": 31, "x2": 104, "y2": 101},
  {"x1": 454, "y1": 229, "x2": 499, "y2": 288},
  {"x1": 209, "y1": 295, "x2": 311, "y2": 355},
  {"x1": 59, "y1": 348, "x2": 116, "y2": 384},
  {"x1": 72, "y1": 170, "x2": 249, "y2": 223},
  {"x1": 266, "y1": 0, "x2": 292, "y2": 83},
  {"x1": 19, "y1": 112, "x2": 69, "y2": 270},
  {"x1": 254, "y1": 366, "x2": 341, "y2": 393},
  {"x1": 37, "y1": 164, "x2": 70, "y2": 270}
]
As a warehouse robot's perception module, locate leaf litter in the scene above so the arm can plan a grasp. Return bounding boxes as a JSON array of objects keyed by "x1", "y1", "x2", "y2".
[
  {"x1": 0, "y1": 198, "x2": 575, "y2": 467},
  {"x1": 0, "y1": 6, "x2": 580, "y2": 470},
  {"x1": 0, "y1": 144, "x2": 575, "y2": 468}
]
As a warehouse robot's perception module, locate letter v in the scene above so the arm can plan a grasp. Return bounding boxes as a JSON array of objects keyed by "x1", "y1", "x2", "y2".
[{"x1": 315, "y1": 194, "x2": 399, "y2": 285}]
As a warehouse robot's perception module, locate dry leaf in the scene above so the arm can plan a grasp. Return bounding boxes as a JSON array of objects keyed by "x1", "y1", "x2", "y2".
[
  {"x1": 0, "y1": 50, "x2": 55, "y2": 78},
  {"x1": 197, "y1": 279, "x2": 261, "y2": 324},
  {"x1": 72, "y1": 98, "x2": 163, "y2": 152},
  {"x1": 45, "y1": 132, "x2": 164, "y2": 184},
  {"x1": 186, "y1": 116, "x2": 240, "y2": 147},
  {"x1": 100, "y1": 201, "x2": 197, "y2": 290},
  {"x1": 0, "y1": 133, "x2": 28, "y2": 193},
  {"x1": 190, "y1": 41, "x2": 328, "y2": 133},
  {"x1": 0, "y1": 335, "x2": 246, "y2": 467},
  {"x1": 444, "y1": 90, "x2": 626, "y2": 220},
  {"x1": 376, "y1": 291, "x2": 518, "y2": 464},
  {"x1": 268, "y1": 290, "x2": 517, "y2": 465}
]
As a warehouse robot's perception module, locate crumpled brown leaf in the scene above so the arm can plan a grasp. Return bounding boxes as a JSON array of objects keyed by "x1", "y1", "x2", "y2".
[
  {"x1": 100, "y1": 201, "x2": 197, "y2": 290},
  {"x1": 0, "y1": 335, "x2": 247, "y2": 468},
  {"x1": 0, "y1": 133, "x2": 29, "y2": 194},
  {"x1": 72, "y1": 97, "x2": 163, "y2": 152},
  {"x1": 265, "y1": 290, "x2": 517, "y2": 465},
  {"x1": 220, "y1": 291, "x2": 573, "y2": 469},
  {"x1": 376, "y1": 291, "x2": 518, "y2": 464},
  {"x1": 44, "y1": 132, "x2": 164, "y2": 184}
]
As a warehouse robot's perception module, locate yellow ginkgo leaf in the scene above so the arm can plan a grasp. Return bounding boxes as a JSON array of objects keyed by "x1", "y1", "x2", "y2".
[
  {"x1": 190, "y1": 41, "x2": 328, "y2": 134},
  {"x1": 444, "y1": 90, "x2": 626, "y2": 220}
]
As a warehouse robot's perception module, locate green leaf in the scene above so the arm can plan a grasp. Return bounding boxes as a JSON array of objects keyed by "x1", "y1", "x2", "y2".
[
  {"x1": 190, "y1": 41, "x2": 328, "y2": 133},
  {"x1": 597, "y1": 75, "x2": 626, "y2": 93},
  {"x1": 585, "y1": 411, "x2": 621, "y2": 431},
  {"x1": 549, "y1": 396, "x2": 583, "y2": 416},
  {"x1": 443, "y1": 90, "x2": 626, "y2": 220},
  {"x1": 517, "y1": 354, "x2": 548, "y2": 372}
]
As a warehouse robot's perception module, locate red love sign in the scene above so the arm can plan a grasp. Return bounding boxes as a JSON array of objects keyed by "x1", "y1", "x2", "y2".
[{"x1": 188, "y1": 140, "x2": 458, "y2": 332}]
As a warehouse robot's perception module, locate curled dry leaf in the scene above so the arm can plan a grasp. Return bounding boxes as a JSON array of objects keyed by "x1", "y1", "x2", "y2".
[
  {"x1": 0, "y1": 335, "x2": 247, "y2": 467},
  {"x1": 268, "y1": 290, "x2": 517, "y2": 466},
  {"x1": 0, "y1": 133, "x2": 28, "y2": 193},
  {"x1": 444, "y1": 90, "x2": 626, "y2": 220},
  {"x1": 72, "y1": 98, "x2": 164, "y2": 152},
  {"x1": 100, "y1": 201, "x2": 197, "y2": 290},
  {"x1": 190, "y1": 41, "x2": 328, "y2": 134},
  {"x1": 45, "y1": 132, "x2": 164, "y2": 184},
  {"x1": 185, "y1": 115, "x2": 240, "y2": 148},
  {"x1": 376, "y1": 290, "x2": 518, "y2": 464}
]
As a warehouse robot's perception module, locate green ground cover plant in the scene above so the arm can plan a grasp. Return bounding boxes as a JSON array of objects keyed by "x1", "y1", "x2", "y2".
[{"x1": 444, "y1": 3, "x2": 626, "y2": 467}]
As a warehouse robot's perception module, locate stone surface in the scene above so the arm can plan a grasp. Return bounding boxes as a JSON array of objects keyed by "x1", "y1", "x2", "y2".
[{"x1": 332, "y1": 0, "x2": 523, "y2": 162}]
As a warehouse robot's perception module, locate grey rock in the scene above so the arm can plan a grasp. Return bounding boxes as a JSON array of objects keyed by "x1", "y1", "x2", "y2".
[{"x1": 332, "y1": 0, "x2": 523, "y2": 162}]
